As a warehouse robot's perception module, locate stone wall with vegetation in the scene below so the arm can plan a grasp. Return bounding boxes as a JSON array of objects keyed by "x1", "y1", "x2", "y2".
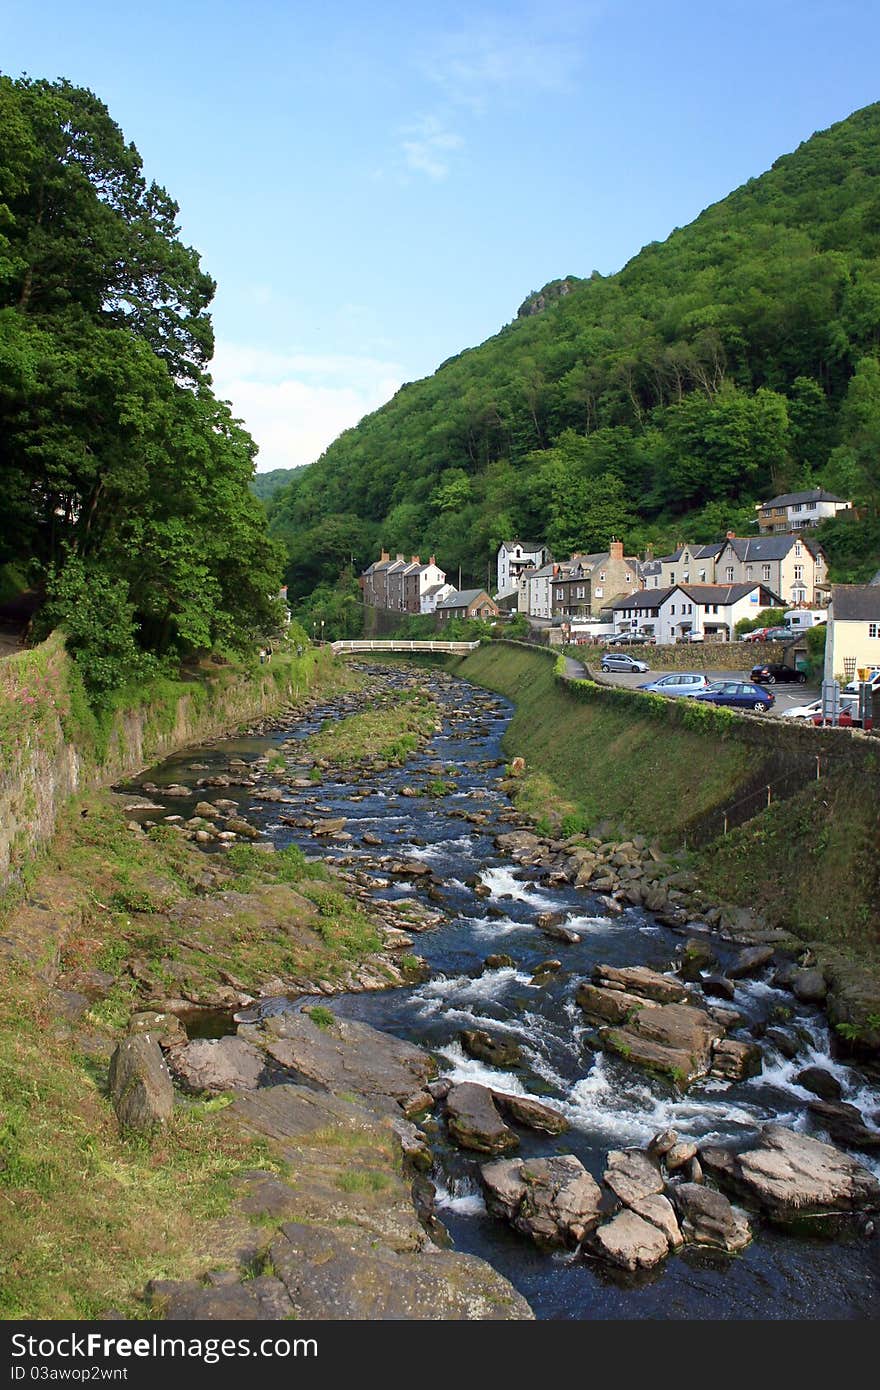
[{"x1": 0, "y1": 632, "x2": 331, "y2": 885}]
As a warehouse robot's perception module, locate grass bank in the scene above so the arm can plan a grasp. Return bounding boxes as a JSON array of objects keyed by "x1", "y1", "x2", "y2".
[
  {"x1": 0, "y1": 790, "x2": 397, "y2": 1318},
  {"x1": 299, "y1": 686, "x2": 440, "y2": 769}
]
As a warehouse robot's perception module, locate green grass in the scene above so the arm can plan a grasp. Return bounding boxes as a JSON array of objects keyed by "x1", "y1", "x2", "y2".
[{"x1": 299, "y1": 689, "x2": 439, "y2": 769}]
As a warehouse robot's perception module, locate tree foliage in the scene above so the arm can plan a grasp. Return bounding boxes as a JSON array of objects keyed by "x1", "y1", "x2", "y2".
[{"x1": 0, "y1": 74, "x2": 284, "y2": 697}]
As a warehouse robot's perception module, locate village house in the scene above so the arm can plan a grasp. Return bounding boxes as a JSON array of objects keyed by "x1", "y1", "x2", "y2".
[
  {"x1": 496, "y1": 540, "x2": 549, "y2": 599},
  {"x1": 756, "y1": 487, "x2": 851, "y2": 534},
  {"x1": 436, "y1": 588, "x2": 500, "y2": 623},
  {"x1": 549, "y1": 541, "x2": 641, "y2": 620},
  {"x1": 420, "y1": 580, "x2": 456, "y2": 615},
  {"x1": 823, "y1": 585, "x2": 880, "y2": 685},
  {"x1": 713, "y1": 533, "x2": 828, "y2": 607},
  {"x1": 524, "y1": 561, "x2": 558, "y2": 619},
  {"x1": 611, "y1": 582, "x2": 784, "y2": 644},
  {"x1": 361, "y1": 551, "x2": 447, "y2": 613},
  {"x1": 644, "y1": 542, "x2": 726, "y2": 589}
]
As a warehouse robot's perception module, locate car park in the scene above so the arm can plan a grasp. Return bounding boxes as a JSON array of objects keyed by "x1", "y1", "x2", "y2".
[
  {"x1": 689, "y1": 680, "x2": 775, "y2": 712},
  {"x1": 638, "y1": 673, "x2": 712, "y2": 697},
  {"x1": 750, "y1": 662, "x2": 807, "y2": 685},
  {"x1": 600, "y1": 652, "x2": 650, "y2": 673}
]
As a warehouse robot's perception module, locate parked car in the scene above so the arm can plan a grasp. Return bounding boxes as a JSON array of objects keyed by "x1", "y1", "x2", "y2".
[
  {"x1": 782, "y1": 696, "x2": 858, "y2": 721},
  {"x1": 638, "y1": 673, "x2": 713, "y2": 697},
  {"x1": 843, "y1": 668, "x2": 880, "y2": 694},
  {"x1": 764, "y1": 626, "x2": 794, "y2": 641},
  {"x1": 812, "y1": 706, "x2": 862, "y2": 729},
  {"x1": 740, "y1": 628, "x2": 770, "y2": 642},
  {"x1": 750, "y1": 662, "x2": 807, "y2": 685},
  {"x1": 608, "y1": 632, "x2": 647, "y2": 646},
  {"x1": 689, "y1": 680, "x2": 775, "y2": 712},
  {"x1": 600, "y1": 652, "x2": 650, "y2": 673}
]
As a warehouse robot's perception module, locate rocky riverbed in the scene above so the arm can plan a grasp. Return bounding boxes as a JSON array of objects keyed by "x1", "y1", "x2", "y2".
[{"x1": 120, "y1": 661, "x2": 880, "y2": 1319}]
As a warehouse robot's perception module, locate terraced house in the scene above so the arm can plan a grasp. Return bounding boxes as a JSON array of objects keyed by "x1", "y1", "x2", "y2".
[
  {"x1": 713, "y1": 533, "x2": 828, "y2": 608},
  {"x1": 549, "y1": 541, "x2": 641, "y2": 620}
]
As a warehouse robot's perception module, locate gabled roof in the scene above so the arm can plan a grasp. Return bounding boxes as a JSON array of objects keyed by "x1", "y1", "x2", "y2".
[
  {"x1": 611, "y1": 587, "x2": 671, "y2": 611},
  {"x1": 831, "y1": 584, "x2": 880, "y2": 621},
  {"x1": 760, "y1": 488, "x2": 849, "y2": 509},
  {"x1": 672, "y1": 583, "x2": 784, "y2": 607},
  {"x1": 722, "y1": 535, "x2": 821, "y2": 563},
  {"x1": 422, "y1": 582, "x2": 450, "y2": 597},
  {"x1": 437, "y1": 588, "x2": 493, "y2": 609},
  {"x1": 500, "y1": 539, "x2": 546, "y2": 554}
]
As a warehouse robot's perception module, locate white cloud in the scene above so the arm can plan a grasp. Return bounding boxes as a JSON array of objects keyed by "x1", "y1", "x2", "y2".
[
  {"x1": 400, "y1": 116, "x2": 464, "y2": 180},
  {"x1": 210, "y1": 341, "x2": 403, "y2": 472}
]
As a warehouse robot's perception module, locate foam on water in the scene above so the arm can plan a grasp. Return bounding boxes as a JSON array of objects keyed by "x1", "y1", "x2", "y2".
[{"x1": 479, "y1": 865, "x2": 564, "y2": 909}]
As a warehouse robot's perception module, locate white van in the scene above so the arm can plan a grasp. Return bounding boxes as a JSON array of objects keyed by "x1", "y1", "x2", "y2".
[{"x1": 784, "y1": 609, "x2": 827, "y2": 633}]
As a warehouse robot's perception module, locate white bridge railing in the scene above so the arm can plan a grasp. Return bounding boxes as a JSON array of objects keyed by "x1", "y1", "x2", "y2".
[{"x1": 329, "y1": 639, "x2": 480, "y2": 655}]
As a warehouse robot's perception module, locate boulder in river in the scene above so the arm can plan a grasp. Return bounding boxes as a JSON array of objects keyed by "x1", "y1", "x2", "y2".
[
  {"x1": 795, "y1": 1066, "x2": 842, "y2": 1102},
  {"x1": 726, "y1": 945, "x2": 775, "y2": 980},
  {"x1": 459, "y1": 1029, "x2": 522, "y2": 1069},
  {"x1": 481, "y1": 1155, "x2": 602, "y2": 1247},
  {"x1": 807, "y1": 1100, "x2": 880, "y2": 1151},
  {"x1": 600, "y1": 1003, "x2": 724, "y2": 1088},
  {"x1": 700, "y1": 1124, "x2": 880, "y2": 1223},
  {"x1": 710, "y1": 1038, "x2": 763, "y2": 1082},
  {"x1": 671, "y1": 1182, "x2": 751, "y2": 1253},
  {"x1": 603, "y1": 1149, "x2": 664, "y2": 1205},
  {"x1": 592, "y1": 963, "x2": 689, "y2": 1005},
  {"x1": 792, "y1": 968, "x2": 827, "y2": 1004},
  {"x1": 592, "y1": 1208, "x2": 670, "y2": 1271},
  {"x1": 446, "y1": 1083, "x2": 519, "y2": 1154},
  {"x1": 491, "y1": 1091, "x2": 568, "y2": 1134},
  {"x1": 576, "y1": 982, "x2": 658, "y2": 1026}
]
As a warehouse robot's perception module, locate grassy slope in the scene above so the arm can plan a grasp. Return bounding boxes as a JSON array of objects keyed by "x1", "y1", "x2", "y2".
[{"x1": 453, "y1": 644, "x2": 757, "y2": 842}]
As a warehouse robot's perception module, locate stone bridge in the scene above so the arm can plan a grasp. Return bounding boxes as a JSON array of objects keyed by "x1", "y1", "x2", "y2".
[{"x1": 329, "y1": 639, "x2": 481, "y2": 656}]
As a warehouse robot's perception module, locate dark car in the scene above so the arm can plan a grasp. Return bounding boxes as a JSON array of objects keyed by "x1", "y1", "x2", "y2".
[
  {"x1": 690, "y1": 680, "x2": 775, "y2": 713},
  {"x1": 750, "y1": 662, "x2": 807, "y2": 685}
]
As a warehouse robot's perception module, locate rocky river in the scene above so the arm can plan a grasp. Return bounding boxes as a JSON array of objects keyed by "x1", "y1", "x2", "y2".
[{"x1": 127, "y1": 661, "x2": 880, "y2": 1320}]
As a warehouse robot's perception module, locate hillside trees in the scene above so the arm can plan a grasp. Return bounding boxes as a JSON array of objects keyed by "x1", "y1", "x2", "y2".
[{"x1": 0, "y1": 74, "x2": 283, "y2": 696}]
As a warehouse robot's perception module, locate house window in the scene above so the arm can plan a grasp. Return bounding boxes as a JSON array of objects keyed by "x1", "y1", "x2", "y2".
[
  {"x1": 594, "y1": 587, "x2": 603, "y2": 598},
  {"x1": 794, "y1": 565, "x2": 803, "y2": 581},
  {"x1": 795, "y1": 543, "x2": 802, "y2": 557},
  {"x1": 871, "y1": 624, "x2": 879, "y2": 639},
  {"x1": 670, "y1": 572, "x2": 675, "y2": 584},
  {"x1": 669, "y1": 604, "x2": 675, "y2": 614},
  {"x1": 745, "y1": 565, "x2": 753, "y2": 580},
  {"x1": 625, "y1": 573, "x2": 631, "y2": 582},
  {"x1": 699, "y1": 569, "x2": 706, "y2": 582},
  {"x1": 576, "y1": 586, "x2": 585, "y2": 598},
  {"x1": 726, "y1": 567, "x2": 734, "y2": 582},
  {"x1": 683, "y1": 572, "x2": 689, "y2": 583},
  {"x1": 599, "y1": 571, "x2": 606, "y2": 581},
  {"x1": 793, "y1": 504, "x2": 802, "y2": 513},
  {"x1": 762, "y1": 565, "x2": 771, "y2": 581},
  {"x1": 808, "y1": 501, "x2": 817, "y2": 510}
]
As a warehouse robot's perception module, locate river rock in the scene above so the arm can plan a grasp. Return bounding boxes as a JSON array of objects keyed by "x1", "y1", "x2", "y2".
[
  {"x1": 168, "y1": 1036, "x2": 268, "y2": 1094},
  {"x1": 664, "y1": 1142, "x2": 698, "y2": 1172},
  {"x1": 481, "y1": 1155, "x2": 603, "y2": 1247},
  {"x1": 601, "y1": 1003, "x2": 724, "y2": 1087},
  {"x1": 629, "y1": 1193, "x2": 684, "y2": 1248},
  {"x1": 163, "y1": 784, "x2": 192, "y2": 798},
  {"x1": 484, "y1": 953, "x2": 515, "y2": 970},
  {"x1": 603, "y1": 1149, "x2": 664, "y2": 1205},
  {"x1": 647, "y1": 1129, "x2": 678, "y2": 1159},
  {"x1": 680, "y1": 937, "x2": 715, "y2": 982},
  {"x1": 671, "y1": 1182, "x2": 751, "y2": 1252},
  {"x1": 766, "y1": 1027, "x2": 801, "y2": 1060},
  {"x1": 491, "y1": 1091, "x2": 568, "y2": 1134},
  {"x1": 807, "y1": 1100, "x2": 880, "y2": 1150},
  {"x1": 710, "y1": 1038, "x2": 763, "y2": 1082},
  {"x1": 726, "y1": 945, "x2": 775, "y2": 979},
  {"x1": 792, "y1": 968, "x2": 827, "y2": 1004},
  {"x1": 593, "y1": 1208, "x2": 670, "y2": 1271},
  {"x1": 795, "y1": 1067, "x2": 843, "y2": 1102},
  {"x1": 108, "y1": 1035, "x2": 174, "y2": 1133},
  {"x1": 576, "y1": 982, "x2": 658, "y2": 1026},
  {"x1": 540, "y1": 921, "x2": 581, "y2": 945},
  {"x1": 446, "y1": 1083, "x2": 519, "y2": 1154},
  {"x1": 702, "y1": 975, "x2": 736, "y2": 1002},
  {"x1": 127, "y1": 1010, "x2": 188, "y2": 1050},
  {"x1": 592, "y1": 963, "x2": 688, "y2": 1005},
  {"x1": 311, "y1": 817, "x2": 347, "y2": 836},
  {"x1": 705, "y1": 1124, "x2": 880, "y2": 1220},
  {"x1": 460, "y1": 1029, "x2": 522, "y2": 1069},
  {"x1": 240, "y1": 1012, "x2": 435, "y2": 1110}
]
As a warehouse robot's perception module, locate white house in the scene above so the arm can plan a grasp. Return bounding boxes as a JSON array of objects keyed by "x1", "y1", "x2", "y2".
[
  {"x1": 823, "y1": 585, "x2": 880, "y2": 685},
  {"x1": 524, "y1": 562, "x2": 557, "y2": 619},
  {"x1": 421, "y1": 581, "x2": 456, "y2": 615},
  {"x1": 756, "y1": 488, "x2": 851, "y2": 534},
  {"x1": 496, "y1": 540, "x2": 549, "y2": 598},
  {"x1": 611, "y1": 583, "x2": 784, "y2": 644}
]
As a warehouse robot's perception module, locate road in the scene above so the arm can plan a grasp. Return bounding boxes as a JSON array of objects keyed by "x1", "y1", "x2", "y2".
[{"x1": 571, "y1": 658, "x2": 819, "y2": 717}]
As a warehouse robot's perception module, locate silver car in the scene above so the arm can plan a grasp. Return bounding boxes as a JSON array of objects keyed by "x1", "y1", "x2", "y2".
[
  {"x1": 637, "y1": 673, "x2": 712, "y2": 697},
  {"x1": 600, "y1": 652, "x2": 650, "y2": 673}
]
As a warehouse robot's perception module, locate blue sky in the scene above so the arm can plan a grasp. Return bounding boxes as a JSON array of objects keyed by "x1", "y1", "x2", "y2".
[{"x1": 4, "y1": 0, "x2": 879, "y2": 470}]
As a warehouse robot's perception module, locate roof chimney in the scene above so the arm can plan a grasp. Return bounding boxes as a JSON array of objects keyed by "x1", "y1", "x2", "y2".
[
  {"x1": 380, "y1": 549, "x2": 389, "y2": 562},
  {"x1": 610, "y1": 538, "x2": 624, "y2": 560},
  {"x1": 396, "y1": 553, "x2": 404, "y2": 561},
  {"x1": 726, "y1": 530, "x2": 736, "y2": 540},
  {"x1": 429, "y1": 555, "x2": 436, "y2": 565},
  {"x1": 411, "y1": 555, "x2": 420, "y2": 564}
]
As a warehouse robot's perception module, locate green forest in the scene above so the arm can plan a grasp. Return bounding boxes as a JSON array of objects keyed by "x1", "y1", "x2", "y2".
[
  {"x1": 0, "y1": 75, "x2": 284, "y2": 698},
  {"x1": 268, "y1": 101, "x2": 880, "y2": 618}
]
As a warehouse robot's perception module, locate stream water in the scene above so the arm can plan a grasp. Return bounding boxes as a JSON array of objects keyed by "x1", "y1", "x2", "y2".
[{"x1": 131, "y1": 664, "x2": 880, "y2": 1320}]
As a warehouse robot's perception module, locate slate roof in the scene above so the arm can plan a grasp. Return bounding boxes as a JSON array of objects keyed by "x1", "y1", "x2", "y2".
[
  {"x1": 437, "y1": 588, "x2": 493, "y2": 610},
  {"x1": 500, "y1": 540, "x2": 545, "y2": 553},
  {"x1": 722, "y1": 535, "x2": 822, "y2": 563},
  {"x1": 760, "y1": 488, "x2": 848, "y2": 509},
  {"x1": 673, "y1": 583, "x2": 784, "y2": 606},
  {"x1": 831, "y1": 585, "x2": 880, "y2": 621},
  {"x1": 611, "y1": 588, "x2": 671, "y2": 611}
]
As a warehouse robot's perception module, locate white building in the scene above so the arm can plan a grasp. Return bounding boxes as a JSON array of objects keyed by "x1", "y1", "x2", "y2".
[
  {"x1": 611, "y1": 583, "x2": 784, "y2": 644},
  {"x1": 524, "y1": 562, "x2": 557, "y2": 619},
  {"x1": 756, "y1": 488, "x2": 851, "y2": 534},
  {"x1": 496, "y1": 540, "x2": 549, "y2": 598},
  {"x1": 421, "y1": 581, "x2": 456, "y2": 615},
  {"x1": 823, "y1": 585, "x2": 880, "y2": 685}
]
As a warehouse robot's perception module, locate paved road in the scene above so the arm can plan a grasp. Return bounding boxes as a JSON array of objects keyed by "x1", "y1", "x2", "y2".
[{"x1": 574, "y1": 659, "x2": 819, "y2": 717}]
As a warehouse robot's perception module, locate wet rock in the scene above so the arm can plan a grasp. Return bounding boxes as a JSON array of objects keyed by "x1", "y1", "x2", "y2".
[
  {"x1": 311, "y1": 817, "x2": 347, "y2": 836},
  {"x1": 710, "y1": 1038, "x2": 763, "y2": 1082},
  {"x1": 108, "y1": 1035, "x2": 173, "y2": 1133},
  {"x1": 795, "y1": 1067, "x2": 843, "y2": 1102},
  {"x1": 647, "y1": 1129, "x2": 678, "y2": 1160},
  {"x1": 491, "y1": 1091, "x2": 568, "y2": 1134},
  {"x1": 807, "y1": 1100, "x2": 880, "y2": 1150},
  {"x1": 712, "y1": 1124, "x2": 880, "y2": 1220},
  {"x1": 603, "y1": 1149, "x2": 664, "y2": 1205},
  {"x1": 446, "y1": 1083, "x2": 519, "y2": 1154},
  {"x1": 664, "y1": 1142, "x2": 698, "y2": 1172},
  {"x1": 481, "y1": 1155, "x2": 602, "y2": 1247},
  {"x1": 576, "y1": 982, "x2": 658, "y2": 1026},
  {"x1": 766, "y1": 1027, "x2": 801, "y2": 1060},
  {"x1": 240, "y1": 1012, "x2": 435, "y2": 1110},
  {"x1": 671, "y1": 1182, "x2": 751, "y2": 1253},
  {"x1": 726, "y1": 945, "x2": 775, "y2": 980},
  {"x1": 540, "y1": 921, "x2": 581, "y2": 945},
  {"x1": 680, "y1": 937, "x2": 715, "y2": 982},
  {"x1": 168, "y1": 1037, "x2": 268, "y2": 1094},
  {"x1": 702, "y1": 975, "x2": 736, "y2": 1002},
  {"x1": 792, "y1": 968, "x2": 827, "y2": 1004},
  {"x1": 601, "y1": 1003, "x2": 724, "y2": 1088},
  {"x1": 592, "y1": 963, "x2": 688, "y2": 1005},
  {"x1": 593, "y1": 1209, "x2": 670, "y2": 1271},
  {"x1": 460, "y1": 1030, "x2": 523, "y2": 1069},
  {"x1": 483, "y1": 954, "x2": 515, "y2": 970},
  {"x1": 162, "y1": 784, "x2": 192, "y2": 798}
]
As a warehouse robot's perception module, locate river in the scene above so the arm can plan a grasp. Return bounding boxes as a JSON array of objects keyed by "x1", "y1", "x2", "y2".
[{"x1": 130, "y1": 661, "x2": 880, "y2": 1320}]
